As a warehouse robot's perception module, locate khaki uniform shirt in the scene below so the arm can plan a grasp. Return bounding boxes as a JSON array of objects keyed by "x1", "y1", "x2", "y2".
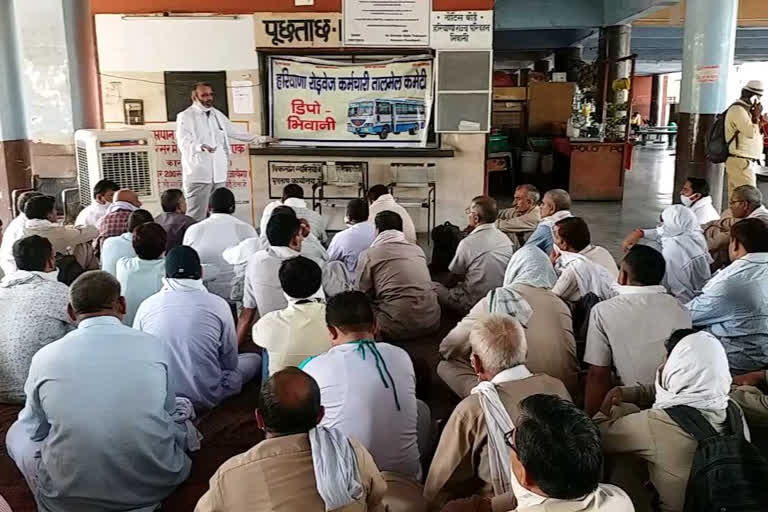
[
  {"x1": 447, "y1": 224, "x2": 515, "y2": 312},
  {"x1": 585, "y1": 286, "x2": 692, "y2": 387},
  {"x1": 195, "y1": 433, "x2": 387, "y2": 512},
  {"x1": 357, "y1": 238, "x2": 440, "y2": 339},
  {"x1": 440, "y1": 284, "x2": 579, "y2": 398},
  {"x1": 726, "y1": 100, "x2": 763, "y2": 160},
  {"x1": 496, "y1": 206, "x2": 541, "y2": 248},
  {"x1": 424, "y1": 375, "x2": 571, "y2": 507},
  {"x1": 23, "y1": 221, "x2": 99, "y2": 270}
]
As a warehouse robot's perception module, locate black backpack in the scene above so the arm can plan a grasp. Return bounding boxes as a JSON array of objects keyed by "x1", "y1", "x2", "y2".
[
  {"x1": 706, "y1": 103, "x2": 748, "y2": 164},
  {"x1": 430, "y1": 221, "x2": 462, "y2": 273},
  {"x1": 665, "y1": 401, "x2": 768, "y2": 512}
]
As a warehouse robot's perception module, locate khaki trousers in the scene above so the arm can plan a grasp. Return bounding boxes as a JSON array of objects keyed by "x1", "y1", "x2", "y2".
[{"x1": 725, "y1": 156, "x2": 758, "y2": 199}]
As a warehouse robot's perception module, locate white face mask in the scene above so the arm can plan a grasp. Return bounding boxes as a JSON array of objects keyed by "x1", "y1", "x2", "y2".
[{"x1": 680, "y1": 194, "x2": 694, "y2": 208}]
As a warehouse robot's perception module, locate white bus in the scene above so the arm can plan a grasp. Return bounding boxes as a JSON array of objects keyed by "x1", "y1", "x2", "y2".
[{"x1": 347, "y1": 98, "x2": 426, "y2": 139}]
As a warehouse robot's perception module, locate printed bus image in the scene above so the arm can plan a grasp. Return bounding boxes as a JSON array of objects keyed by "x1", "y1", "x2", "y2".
[{"x1": 347, "y1": 98, "x2": 426, "y2": 139}]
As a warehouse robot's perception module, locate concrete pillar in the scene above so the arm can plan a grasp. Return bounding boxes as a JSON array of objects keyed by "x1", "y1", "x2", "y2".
[
  {"x1": 0, "y1": 1, "x2": 32, "y2": 224},
  {"x1": 596, "y1": 25, "x2": 632, "y2": 122},
  {"x1": 675, "y1": 0, "x2": 738, "y2": 210},
  {"x1": 554, "y1": 47, "x2": 583, "y2": 82},
  {"x1": 62, "y1": 0, "x2": 101, "y2": 130},
  {"x1": 650, "y1": 74, "x2": 662, "y2": 126}
]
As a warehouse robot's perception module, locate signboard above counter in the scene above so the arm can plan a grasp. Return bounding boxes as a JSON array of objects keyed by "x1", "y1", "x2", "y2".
[
  {"x1": 342, "y1": 0, "x2": 430, "y2": 47},
  {"x1": 430, "y1": 10, "x2": 493, "y2": 49},
  {"x1": 254, "y1": 12, "x2": 343, "y2": 48}
]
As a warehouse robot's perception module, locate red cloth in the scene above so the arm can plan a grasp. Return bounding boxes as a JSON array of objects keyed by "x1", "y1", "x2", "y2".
[{"x1": 96, "y1": 209, "x2": 132, "y2": 251}]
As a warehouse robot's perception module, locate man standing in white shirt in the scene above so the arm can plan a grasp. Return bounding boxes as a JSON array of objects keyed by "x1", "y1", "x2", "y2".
[
  {"x1": 183, "y1": 188, "x2": 257, "y2": 301},
  {"x1": 75, "y1": 179, "x2": 119, "y2": 228},
  {"x1": 176, "y1": 82, "x2": 276, "y2": 221},
  {"x1": 367, "y1": 184, "x2": 417, "y2": 244}
]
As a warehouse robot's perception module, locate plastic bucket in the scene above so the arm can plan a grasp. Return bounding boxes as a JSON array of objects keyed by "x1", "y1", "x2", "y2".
[{"x1": 521, "y1": 151, "x2": 540, "y2": 174}]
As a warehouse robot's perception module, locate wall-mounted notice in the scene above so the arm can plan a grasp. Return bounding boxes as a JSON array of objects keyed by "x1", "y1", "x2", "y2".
[
  {"x1": 269, "y1": 55, "x2": 433, "y2": 147},
  {"x1": 343, "y1": 0, "x2": 430, "y2": 47},
  {"x1": 430, "y1": 11, "x2": 493, "y2": 49},
  {"x1": 268, "y1": 161, "x2": 324, "y2": 198},
  {"x1": 231, "y1": 80, "x2": 255, "y2": 114},
  {"x1": 254, "y1": 12, "x2": 343, "y2": 48},
  {"x1": 696, "y1": 65, "x2": 720, "y2": 84},
  {"x1": 150, "y1": 122, "x2": 254, "y2": 224}
]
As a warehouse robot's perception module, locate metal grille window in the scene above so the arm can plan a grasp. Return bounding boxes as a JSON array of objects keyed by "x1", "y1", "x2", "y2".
[
  {"x1": 100, "y1": 151, "x2": 152, "y2": 197},
  {"x1": 435, "y1": 50, "x2": 492, "y2": 133},
  {"x1": 76, "y1": 144, "x2": 91, "y2": 207}
]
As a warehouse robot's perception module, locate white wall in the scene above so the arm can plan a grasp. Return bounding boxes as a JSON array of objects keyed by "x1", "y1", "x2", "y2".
[{"x1": 95, "y1": 14, "x2": 260, "y2": 72}]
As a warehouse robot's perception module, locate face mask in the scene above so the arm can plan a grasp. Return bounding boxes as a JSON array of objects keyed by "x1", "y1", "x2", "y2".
[{"x1": 680, "y1": 195, "x2": 694, "y2": 207}]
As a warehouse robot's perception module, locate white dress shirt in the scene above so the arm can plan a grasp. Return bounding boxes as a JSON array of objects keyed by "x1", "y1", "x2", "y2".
[
  {"x1": 327, "y1": 221, "x2": 376, "y2": 273},
  {"x1": 259, "y1": 197, "x2": 328, "y2": 243},
  {"x1": 0, "y1": 214, "x2": 27, "y2": 275},
  {"x1": 182, "y1": 213, "x2": 257, "y2": 300},
  {"x1": 176, "y1": 103, "x2": 268, "y2": 184},
  {"x1": 242, "y1": 246, "x2": 300, "y2": 315},
  {"x1": 368, "y1": 194, "x2": 417, "y2": 243},
  {"x1": 691, "y1": 196, "x2": 720, "y2": 225},
  {"x1": 101, "y1": 233, "x2": 135, "y2": 276},
  {"x1": 75, "y1": 202, "x2": 109, "y2": 228}
]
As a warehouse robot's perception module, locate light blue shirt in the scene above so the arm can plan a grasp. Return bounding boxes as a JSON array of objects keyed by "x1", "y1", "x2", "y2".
[
  {"x1": 134, "y1": 281, "x2": 240, "y2": 411},
  {"x1": 116, "y1": 257, "x2": 165, "y2": 326},
  {"x1": 101, "y1": 232, "x2": 135, "y2": 276},
  {"x1": 525, "y1": 223, "x2": 554, "y2": 255},
  {"x1": 9, "y1": 316, "x2": 191, "y2": 511},
  {"x1": 686, "y1": 252, "x2": 768, "y2": 372},
  {"x1": 327, "y1": 221, "x2": 376, "y2": 273}
]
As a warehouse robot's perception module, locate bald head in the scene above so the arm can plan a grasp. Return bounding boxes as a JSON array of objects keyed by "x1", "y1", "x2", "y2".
[
  {"x1": 69, "y1": 270, "x2": 125, "y2": 320},
  {"x1": 114, "y1": 189, "x2": 142, "y2": 208},
  {"x1": 257, "y1": 367, "x2": 322, "y2": 435}
]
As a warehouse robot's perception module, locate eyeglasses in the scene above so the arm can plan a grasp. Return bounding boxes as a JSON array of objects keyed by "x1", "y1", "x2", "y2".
[
  {"x1": 730, "y1": 200, "x2": 746, "y2": 206},
  {"x1": 504, "y1": 428, "x2": 517, "y2": 454}
]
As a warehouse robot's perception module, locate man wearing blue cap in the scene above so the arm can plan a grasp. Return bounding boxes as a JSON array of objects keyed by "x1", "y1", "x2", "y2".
[{"x1": 134, "y1": 245, "x2": 261, "y2": 411}]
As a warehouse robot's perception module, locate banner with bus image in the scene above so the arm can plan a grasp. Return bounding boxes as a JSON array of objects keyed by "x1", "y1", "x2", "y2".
[{"x1": 269, "y1": 55, "x2": 433, "y2": 146}]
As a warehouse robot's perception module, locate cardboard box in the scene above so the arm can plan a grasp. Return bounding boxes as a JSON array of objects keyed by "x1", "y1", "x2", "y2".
[{"x1": 493, "y1": 87, "x2": 527, "y2": 101}]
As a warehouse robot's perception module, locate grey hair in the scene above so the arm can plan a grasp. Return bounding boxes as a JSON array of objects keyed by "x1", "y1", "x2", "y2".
[
  {"x1": 469, "y1": 314, "x2": 528, "y2": 375},
  {"x1": 517, "y1": 184, "x2": 541, "y2": 203},
  {"x1": 733, "y1": 185, "x2": 763, "y2": 208},
  {"x1": 545, "y1": 189, "x2": 572, "y2": 212}
]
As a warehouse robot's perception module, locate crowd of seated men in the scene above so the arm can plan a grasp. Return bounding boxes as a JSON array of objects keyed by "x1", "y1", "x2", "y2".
[{"x1": 2, "y1": 176, "x2": 768, "y2": 511}]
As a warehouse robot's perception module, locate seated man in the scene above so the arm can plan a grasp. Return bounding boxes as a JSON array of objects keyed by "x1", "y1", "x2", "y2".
[
  {"x1": 302, "y1": 291, "x2": 427, "y2": 480},
  {"x1": 444, "y1": 395, "x2": 633, "y2": 512},
  {"x1": 96, "y1": 188, "x2": 142, "y2": 250},
  {"x1": 260, "y1": 183, "x2": 328, "y2": 244},
  {"x1": 327, "y1": 198, "x2": 376, "y2": 274},
  {"x1": 134, "y1": 246, "x2": 261, "y2": 411},
  {"x1": 595, "y1": 330, "x2": 742, "y2": 512},
  {"x1": 551, "y1": 217, "x2": 619, "y2": 303},
  {"x1": 224, "y1": 205, "x2": 327, "y2": 304},
  {"x1": 195, "y1": 367, "x2": 386, "y2": 511},
  {"x1": 525, "y1": 188, "x2": 573, "y2": 255},
  {"x1": 368, "y1": 184, "x2": 417, "y2": 243},
  {"x1": 703, "y1": 184, "x2": 768, "y2": 269},
  {"x1": 75, "y1": 178, "x2": 119, "y2": 228},
  {"x1": 439, "y1": 245, "x2": 579, "y2": 399},
  {"x1": 425, "y1": 315, "x2": 571, "y2": 507},
  {"x1": 6, "y1": 271, "x2": 194, "y2": 512},
  {"x1": 183, "y1": 187, "x2": 257, "y2": 301},
  {"x1": 116, "y1": 222, "x2": 167, "y2": 325},
  {"x1": 687, "y1": 218, "x2": 768, "y2": 373},
  {"x1": 495, "y1": 184, "x2": 541, "y2": 248},
  {"x1": 0, "y1": 191, "x2": 43, "y2": 275},
  {"x1": 680, "y1": 176, "x2": 719, "y2": 225},
  {"x1": 584, "y1": 245, "x2": 692, "y2": 415},
  {"x1": 155, "y1": 188, "x2": 197, "y2": 252},
  {"x1": 435, "y1": 196, "x2": 514, "y2": 315},
  {"x1": 0, "y1": 236, "x2": 73, "y2": 403},
  {"x1": 253, "y1": 256, "x2": 329, "y2": 376},
  {"x1": 357, "y1": 211, "x2": 440, "y2": 340},
  {"x1": 23, "y1": 194, "x2": 99, "y2": 270},
  {"x1": 101, "y1": 209, "x2": 153, "y2": 276},
  {"x1": 238, "y1": 212, "x2": 304, "y2": 344}
]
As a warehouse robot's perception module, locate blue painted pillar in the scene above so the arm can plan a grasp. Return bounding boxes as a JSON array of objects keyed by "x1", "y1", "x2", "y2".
[
  {"x1": 0, "y1": 0, "x2": 32, "y2": 223},
  {"x1": 675, "y1": 0, "x2": 738, "y2": 210}
]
